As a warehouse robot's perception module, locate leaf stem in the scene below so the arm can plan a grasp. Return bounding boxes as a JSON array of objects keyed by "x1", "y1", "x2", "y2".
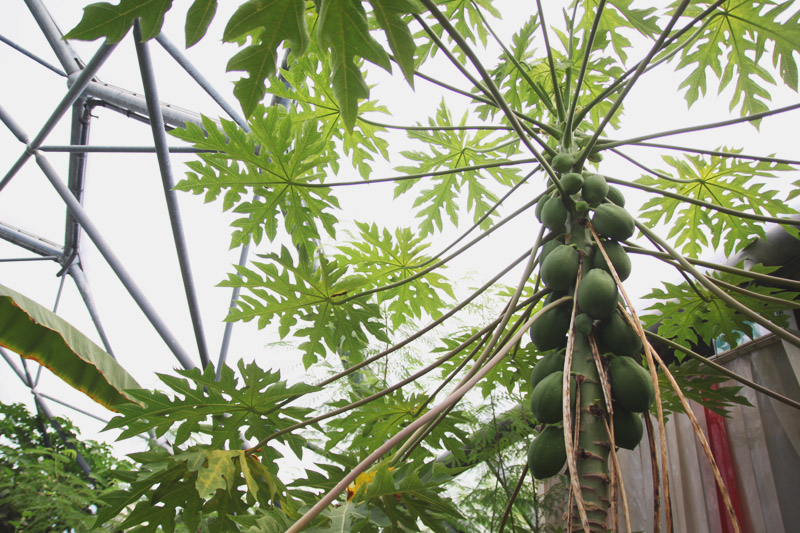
[
  {"x1": 636, "y1": 222, "x2": 800, "y2": 350},
  {"x1": 626, "y1": 141, "x2": 800, "y2": 166},
  {"x1": 624, "y1": 245, "x2": 800, "y2": 290},
  {"x1": 596, "y1": 102, "x2": 800, "y2": 151},
  {"x1": 576, "y1": 0, "x2": 692, "y2": 168},
  {"x1": 605, "y1": 176, "x2": 800, "y2": 228},
  {"x1": 644, "y1": 330, "x2": 800, "y2": 411},
  {"x1": 284, "y1": 297, "x2": 567, "y2": 532},
  {"x1": 534, "y1": 0, "x2": 566, "y2": 121}
]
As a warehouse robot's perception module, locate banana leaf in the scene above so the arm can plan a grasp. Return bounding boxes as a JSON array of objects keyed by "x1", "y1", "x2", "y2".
[{"x1": 0, "y1": 282, "x2": 140, "y2": 411}]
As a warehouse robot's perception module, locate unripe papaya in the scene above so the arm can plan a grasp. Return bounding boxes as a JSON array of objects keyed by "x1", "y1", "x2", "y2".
[
  {"x1": 541, "y1": 245, "x2": 579, "y2": 291},
  {"x1": 551, "y1": 152, "x2": 576, "y2": 172},
  {"x1": 529, "y1": 296, "x2": 571, "y2": 351},
  {"x1": 609, "y1": 357, "x2": 655, "y2": 413},
  {"x1": 573, "y1": 313, "x2": 593, "y2": 336},
  {"x1": 530, "y1": 371, "x2": 574, "y2": 424},
  {"x1": 612, "y1": 405, "x2": 644, "y2": 450},
  {"x1": 528, "y1": 425, "x2": 566, "y2": 479},
  {"x1": 597, "y1": 312, "x2": 642, "y2": 357},
  {"x1": 530, "y1": 351, "x2": 565, "y2": 390},
  {"x1": 541, "y1": 197, "x2": 568, "y2": 231},
  {"x1": 574, "y1": 200, "x2": 590, "y2": 217},
  {"x1": 535, "y1": 193, "x2": 550, "y2": 222},
  {"x1": 606, "y1": 186, "x2": 625, "y2": 207},
  {"x1": 538, "y1": 238, "x2": 563, "y2": 265},
  {"x1": 592, "y1": 240, "x2": 632, "y2": 281},
  {"x1": 592, "y1": 204, "x2": 635, "y2": 241},
  {"x1": 576, "y1": 268, "x2": 618, "y2": 319},
  {"x1": 581, "y1": 174, "x2": 608, "y2": 206},
  {"x1": 560, "y1": 172, "x2": 584, "y2": 195}
]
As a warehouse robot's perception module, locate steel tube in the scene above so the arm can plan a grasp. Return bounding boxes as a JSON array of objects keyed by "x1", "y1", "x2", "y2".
[
  {"x1": 0, "y1": 103, "x2": 31, "y2": 143},
  {"x1": 40, "y1": 145, "x2": 212, "y2": 153},
  {"x1": 68, "y1": 263, "x2": 116, "y2": 358},
  {"x1": 33, "y1": 394, "x2": 93, "y2": 477},
  {"x1": 84, "y1": 80, "x2": 206, "y2": 129},
  {"x1": 0, "y1": 220, "x2": 64, "y2": 258},
  {"x1": 156, "y1": 34, "x2": 249, "y2": 131},
  {"x1": 23, "y1": 0, "x2": 82, "y2": 74},
  {"x1": 0, "y1": 42, "x2": 117, "y2": 192},
  {"x1": 134, "y1": 23, "x2": 211, "y2": 369},
  {"x1": 35, "y1": 152, "x2": 196, "y2": 370},
  {"x1": 64, "y1": 98, "x2": 91, "y2": 259},
  {"x1": 0, "y1": 33, "x2": 66, "y2": 76},
  {"x1": 0, "y1": 346, "x2": 28, "y2": 384},
  {"x1": 216, "y1": 242, "x2": 250, "y2": 379}
]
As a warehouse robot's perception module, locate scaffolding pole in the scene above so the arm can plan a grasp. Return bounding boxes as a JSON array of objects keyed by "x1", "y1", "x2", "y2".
[{"x1": 134, "y1": 22, "x2": 211, "y2": 369}]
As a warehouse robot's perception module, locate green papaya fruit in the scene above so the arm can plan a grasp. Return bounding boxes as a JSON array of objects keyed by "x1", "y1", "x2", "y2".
[
  {"x1": 535, "y1": 193, "x2": 550, "y2": 222},
  {"x1": 581, "y1": 174, "x2": 608, "y2": 206},
  {"x1": 541, "y1": 245, "x2": 579, "y2": 291},
  {"x1": 560, "y1": 172, "x2": 584, "y2": 195},
  {"x1": 592, "y1": 204, "x2": 635, "y2": 241},
  {"x1": 592, "y1": 240, "x2": 632, "y2": 281},
  {"x1": 597, "y1": 312, "x2": 642, "y2": 357},
  {"x1": 606, "y1": 186, "x2": 626, "y2": 207},
  {"x1": 576, "y1": 268, "x2": 618, "y2": 319},
  {"x1": 528, "y1": 425, "x2": 567, "y2": 479},
  {"x1": 574, "y1": 200, "x2": 590, "y2": 217},
  {"x1": 538, "y1": 238, "x2": 563, "y2": 265},
  {"x1": 529, "y1": 294, "x2": 571, "y2": 351},
  {"x1": 609, "y1": 356, "x2": 655, "y2": 413},
  {"x1": 612, "y1": 405, "x2": 644, "y2": 450},
  {"x1": 530, "y1": 351, "x2": 565, "y2": 390},
  {"x1": 551, "y1": 152, "x2": 576, "y2": 172},
  {"x1": 541, "y1": 197, "x2": 568, "y2": 231},
  {"x1": 574, "y1": 313, "x2": 594, "y2": 336},
  {"x1": 530, "y1": 370, "x2": 574, "y2": 424}
]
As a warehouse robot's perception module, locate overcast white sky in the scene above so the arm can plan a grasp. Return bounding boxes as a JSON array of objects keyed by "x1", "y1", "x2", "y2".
[{"x1": 1, "y1": 1, "x2": 798, "y2": 458}]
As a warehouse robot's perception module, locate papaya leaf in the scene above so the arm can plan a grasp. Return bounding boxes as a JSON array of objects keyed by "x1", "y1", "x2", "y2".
[
  {"x1": 185, "y1": 0, "x2": 217, "y2": 47},
  {"x1": 317, "y1": 0, "x2": 392, "y2": 130},
  {"x1": 170, "y1": 108, "x2": 338, "y2": 257},
  {"x1": 195, "y1": 449, "x2": 239, "y2": 498},
  {"x1": 366, "y1": 0, "x2": 423, "y2": 84},
  {"x1": 577, "y1": 0, "x2": 661, "y2": 64},
  {"x1": 223, "y1": 0, "x2": 309, "y2": 117},
  {"x1": 308, "y1": 500, "x2": 370, "y2": 533},
  {"x1": 335, "y1": 221, "x2": 455, "y2": 329},
  {"x1": 219, "y1": 246, "x2": 389, "y2": 368},
  {"x1": 64, "y1": 0, "x2": 174, "y2": 43},
  {"x1": 636, "y1": 150, "x2": 797, "y2": 258},
  {"x1": 263, "y1": 46, "x2": 391, "y2": 178},
  {"x1": 393, "y1": 100, "x2": 523, "y2": 237},
  {"x1": 0, "y1": 283, "x2": 139, "y2": 411},
  {"x1": 640, "y1": 263, "x2": 799, "y2": 350},
  {"x1": 672, "y1": 1, "x2": 800, "y2": 118},
  {"x1": 655, "y1": 358, "x2": 752, "y2": 420}
]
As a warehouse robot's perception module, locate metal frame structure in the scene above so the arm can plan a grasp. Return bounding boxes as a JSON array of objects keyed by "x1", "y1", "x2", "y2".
[{"x1": 0, "y1": 1, "x2": 258, "y2": 463}]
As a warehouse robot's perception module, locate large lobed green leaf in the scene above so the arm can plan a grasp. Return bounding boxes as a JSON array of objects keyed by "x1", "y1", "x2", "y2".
[
  {"x1": 64, "y1": 0, "x2": 174, "y2": 42},
  {"x1": 0, "y1": 283, "x2": 139, "y2": 411},
  {"x1": 636, "y1": 149, "x2": 797, "y2": 258}
]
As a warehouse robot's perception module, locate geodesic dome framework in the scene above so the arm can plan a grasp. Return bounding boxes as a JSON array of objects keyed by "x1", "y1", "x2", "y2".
[{"x1": 0, "y1": 0, "x2": 271, "y2": 457}]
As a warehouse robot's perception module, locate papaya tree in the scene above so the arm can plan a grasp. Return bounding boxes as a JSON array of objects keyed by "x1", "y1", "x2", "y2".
[{"x1": 49, "y1": 0, "x2": 800, "y2": 531}]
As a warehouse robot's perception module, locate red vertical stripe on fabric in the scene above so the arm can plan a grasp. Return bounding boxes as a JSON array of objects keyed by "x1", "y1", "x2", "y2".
[{"x1": 704, "y1": 398, "x2": 745, "y2": 533}]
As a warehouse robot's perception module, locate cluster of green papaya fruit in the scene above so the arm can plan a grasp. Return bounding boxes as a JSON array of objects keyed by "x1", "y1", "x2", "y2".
[{"x1": 526, "y1": 152, "x2": 656, "y2": 480}]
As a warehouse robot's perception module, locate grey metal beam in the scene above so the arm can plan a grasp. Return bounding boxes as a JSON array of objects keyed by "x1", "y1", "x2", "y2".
[
  {"x1": 24, "y1": 0, "x2": 83, "y2": 74},
  {"x1": 0, "y1": 256, "x2": 60, "y2": 263},
  {"x1": 0, "y1": 346, "x2": 28, "y2": 384},
  {"x1": 134, "y1": 22, "x2": 211, "y2": 369},
  {"x1": 0, "y1": 220, "x2": 64, "y2": 259},
  {"x1": 0, "y1": 102, "x2": 31, "y2": 143},
  {"x1": 156, "y1": 33, "x2": 249, "y2": 130},
  {"x1": 35, "y1": 152, "x2": 196, "y2": 370},
  {"x1": 64, "y1": 97, "x2": 91, "y2": 259},
  {"x1": 0, "y1": 41, "x2": 117, "y2": 192},
  {"x1": 33, "y1": 394, "x2": 92, "y2": 477},
  {"x1": 40, "y1": 145, "x2": 211, "y2": 153},
  {"x1": 0, "y1": 33, "x2": 67, "y2": 77},
  {"x1": 83, "y1": 80, "x2": 206, "y2": 130},
  {"x1": 68, "y1": 263, "x2": 116, "y2": 359},
  {"x1": 216, "y1": 243, "x2": 250, "y2": 379}
]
